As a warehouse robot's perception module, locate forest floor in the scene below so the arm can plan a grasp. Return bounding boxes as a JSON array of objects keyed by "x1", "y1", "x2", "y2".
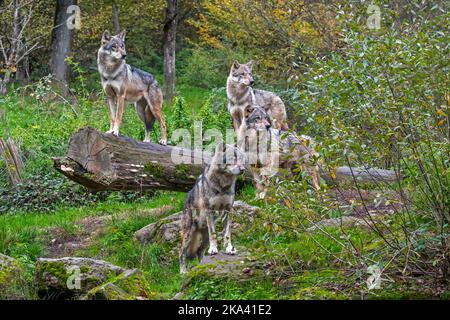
[{"x1": 1, "y1": 186, "x2": 447, "y2": 299}]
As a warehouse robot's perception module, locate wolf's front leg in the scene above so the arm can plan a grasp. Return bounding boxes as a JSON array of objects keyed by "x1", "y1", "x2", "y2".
[
  {"x1": 106, "y1": 97, "x2": 117, "y2": 133},
  {"x1": 206, "y1": 210, "x2": 218, "y2": 255},
  {"x1": 223, "y1": 211, "x2": 237, "y2": 255},
  {"x1": 111, "y1": 94, "x2": 125, "y2": 136}
]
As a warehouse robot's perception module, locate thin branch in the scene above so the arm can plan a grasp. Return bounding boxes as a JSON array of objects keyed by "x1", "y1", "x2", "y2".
[{"x1": 0, "y1": 37, "x2": 8, "y2": 63}]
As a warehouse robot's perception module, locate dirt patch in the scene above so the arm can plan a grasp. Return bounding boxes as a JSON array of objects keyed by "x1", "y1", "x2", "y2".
[
  {"x1": 46, "y1": 205, "x2": 174, "y2": 258},
  {"x1": 46, "y1": 216, "x2": 108, "y2": 258}
]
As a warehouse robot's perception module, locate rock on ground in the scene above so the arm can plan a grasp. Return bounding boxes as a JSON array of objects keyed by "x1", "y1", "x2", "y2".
[
  {"x1": 306, "y1": 211, "x2": 391, "y2": 232},
  {"x1": 34, "y1": 257, "x2": 126, "y2": 299},
  {"x1": 176, "y1": 251, "x2": 259, "y2": 299},
  {"x1": 134, "y1": 201, "x2": 260, "y2": 245},
  {"x1": 85, "y1": 269, "x2": 153, "y2": 300},
  {"x1": 134, "y1": 212, "x2": 181, "y2": 244},
  {"x1": 0, "y1": 253, "x2": 30, "y2": 300}
]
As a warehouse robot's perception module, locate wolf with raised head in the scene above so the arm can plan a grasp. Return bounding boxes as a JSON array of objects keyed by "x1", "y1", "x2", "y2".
[
  {"x1": 97, "y1": 30, "x2": 167, "y2": 145},
  {"x1": 179, "y1": 143, "x2": 246, "y2": 274},
  {"x1": 227, "y1": 60, "x2": 288, "y2": 132}
]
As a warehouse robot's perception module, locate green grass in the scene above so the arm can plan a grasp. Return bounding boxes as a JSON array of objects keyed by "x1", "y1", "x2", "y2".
[{"x1": 0, "y1": 190, "x2": 185, "y2": 297}]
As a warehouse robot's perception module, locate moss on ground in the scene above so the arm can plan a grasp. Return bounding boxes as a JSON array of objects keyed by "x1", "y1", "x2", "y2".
[{"x1": 0, "y1": 254, "x2": 32, "y2": 299}]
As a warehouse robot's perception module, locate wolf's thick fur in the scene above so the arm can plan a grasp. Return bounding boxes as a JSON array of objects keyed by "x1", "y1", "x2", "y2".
[
  {"x1": 227, "y1": 61, "x2": 288, "y2": 131},
  {"x1": 179, "y1": 143, "x2": 246, "y2": 274},
  {"x1": 238, "y1": 105, "x2": 320, "y2": 199},
  {"x1": 97, "y1": 30, "x2": 167, "y2": 145}
]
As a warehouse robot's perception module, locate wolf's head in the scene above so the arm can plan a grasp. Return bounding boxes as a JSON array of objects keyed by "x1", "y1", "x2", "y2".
[
  {"x1": 99, "y1": 30, "x2": 127, "y2": 61},
  {"x1": 210, "y1": 143, "x2": 247, "y2": 176},
  {"x1": 245, "y1": 105, "x2": 272, "y2": 132},
  {"x1": 229, "y1": 61, "x2": 255, "y2": 87}
]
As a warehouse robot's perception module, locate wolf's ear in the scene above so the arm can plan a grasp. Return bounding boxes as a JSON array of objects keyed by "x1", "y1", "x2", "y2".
[
  {"x1": 102, "y1": 30, "x2": 111, "y2": 43},
  {"x1": 232, "y1": 61, "x2": 240, "y2": 70},
  {"x1": 117, "y1": 29, "x2": 126, "y2": 41},
  {"x1": 247, "y1": 60, "x2": 255, "y2": 70}
]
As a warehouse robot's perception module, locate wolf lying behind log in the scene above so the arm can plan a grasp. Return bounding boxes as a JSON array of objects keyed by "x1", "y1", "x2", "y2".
[{"x1": 237, "y1": 105, "x2": 321, "y2": 199}]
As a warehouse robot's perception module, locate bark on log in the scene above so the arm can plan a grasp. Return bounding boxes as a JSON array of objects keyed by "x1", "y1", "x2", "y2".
[
  {"x1": 53, "y1": 127, "x2": 210, "y2": 192},
  {"x1": 53, "y1": 127, "x2": 400, "y2": 192},
  {"x1": 320, "y1": 166, "x2": 400, "y2": 185}
]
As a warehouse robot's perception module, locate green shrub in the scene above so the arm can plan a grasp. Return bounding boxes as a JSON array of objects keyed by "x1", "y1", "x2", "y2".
[
  {"x1": 178, "y1": 47, "x2": 249, "y2": 89},
  {"x1": 193, "y1": 89, "x2": 232, "y2": 139},
  {"x1": 166, "y1": 96, "x2": 193, "y2": 139},
  {"x1": 270, "y1": 4, "x2": 450, "y2": 281}
]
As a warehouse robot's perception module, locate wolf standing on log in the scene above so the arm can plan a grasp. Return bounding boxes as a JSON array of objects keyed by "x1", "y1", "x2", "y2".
[
  {"x1": 97, "y1": 30, "x2": 167, "y2": 145},
  {"x1": 227, "y1": 60, "x2": 288, "y2": 131}
]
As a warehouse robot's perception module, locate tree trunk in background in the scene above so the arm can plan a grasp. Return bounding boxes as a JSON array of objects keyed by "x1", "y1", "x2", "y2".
[
  {"x1": 50, "y1": 0, "x2": 77, "y2": 95},
  {"x1": 0, "y1": 1, "x2": 41, "y2": 95},
  {"x1": 163, "y1": 0, "x2": 177, "y2": 104},
  {"x1": 112, "y1": 0, "x2": 120, "y2": 33},
  {"x1": 0, "y1": 0, "x2": 20, "y2": 96}
]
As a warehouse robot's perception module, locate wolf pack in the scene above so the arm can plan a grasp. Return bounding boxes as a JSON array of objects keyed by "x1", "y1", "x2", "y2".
[{"x1": 97, "y1": 30, "x2": 321, "y2": 273}]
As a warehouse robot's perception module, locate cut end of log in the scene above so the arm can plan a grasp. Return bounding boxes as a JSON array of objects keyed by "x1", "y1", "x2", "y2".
[{"x1": 53, "y1": 127, "x2": 206, "y2": 192}]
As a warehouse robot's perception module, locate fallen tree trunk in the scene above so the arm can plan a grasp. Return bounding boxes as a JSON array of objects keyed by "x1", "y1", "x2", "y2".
[
  {"x1": 321, "y1": 166, "x2": 401, "y2": 185},
  {"x1": 53, "y1": 127, "x2": 400, "y2": 192},
  {"x1": 53, "y1": 127, "x2": 210, "y2": 192}
]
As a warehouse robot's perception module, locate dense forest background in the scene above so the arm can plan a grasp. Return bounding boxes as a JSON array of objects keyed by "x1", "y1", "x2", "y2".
[{"x1": 0, "y1": 0, "x2": 449, "y2": 300}]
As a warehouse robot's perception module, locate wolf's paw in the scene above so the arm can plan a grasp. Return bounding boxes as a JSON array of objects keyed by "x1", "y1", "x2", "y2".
[
  {"x1": 257, "y1": 191, "x2": 266, "y2": 200},
  {"x1": 180, "y1": 267, "x2": 188, "y2": 275},
  {"x1": 106, "y1": 129, "x2": 119, "y2": 136},
  {"x1": 159, "y1": 139, "x2": 167, "y2": 146},
  {"x1": 143, "y1": 138, "x2": 151, "y2": 143},
  {"x1": 225, "y1": 244, "x2": 237, "y2": 255},
  {"x1": 208, "y1": 246, "x2": 218, "y2": 255}
]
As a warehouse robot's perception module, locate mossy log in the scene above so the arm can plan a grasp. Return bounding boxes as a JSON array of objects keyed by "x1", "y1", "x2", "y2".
[
  {"x1": 53, "y1": 127, "x2": 212, "y2": 192},
  {"x1": 53, "y1": 127, "x2": 400, "y2": 192}
]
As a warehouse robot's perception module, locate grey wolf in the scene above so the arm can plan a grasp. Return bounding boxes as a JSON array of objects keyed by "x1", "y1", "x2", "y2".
[
  {"x1": 179, "y1": 143, "x2": 246, "y2": 274},
  {"x1": 97, "y1": 30, "x2": 167, "y2": 145},
  {"x1": 238, "y1": 105, "x2": 320, "y2": 199},
  {"x1": 227, "y1": 60, "x2": 288, "y2": 131}
]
